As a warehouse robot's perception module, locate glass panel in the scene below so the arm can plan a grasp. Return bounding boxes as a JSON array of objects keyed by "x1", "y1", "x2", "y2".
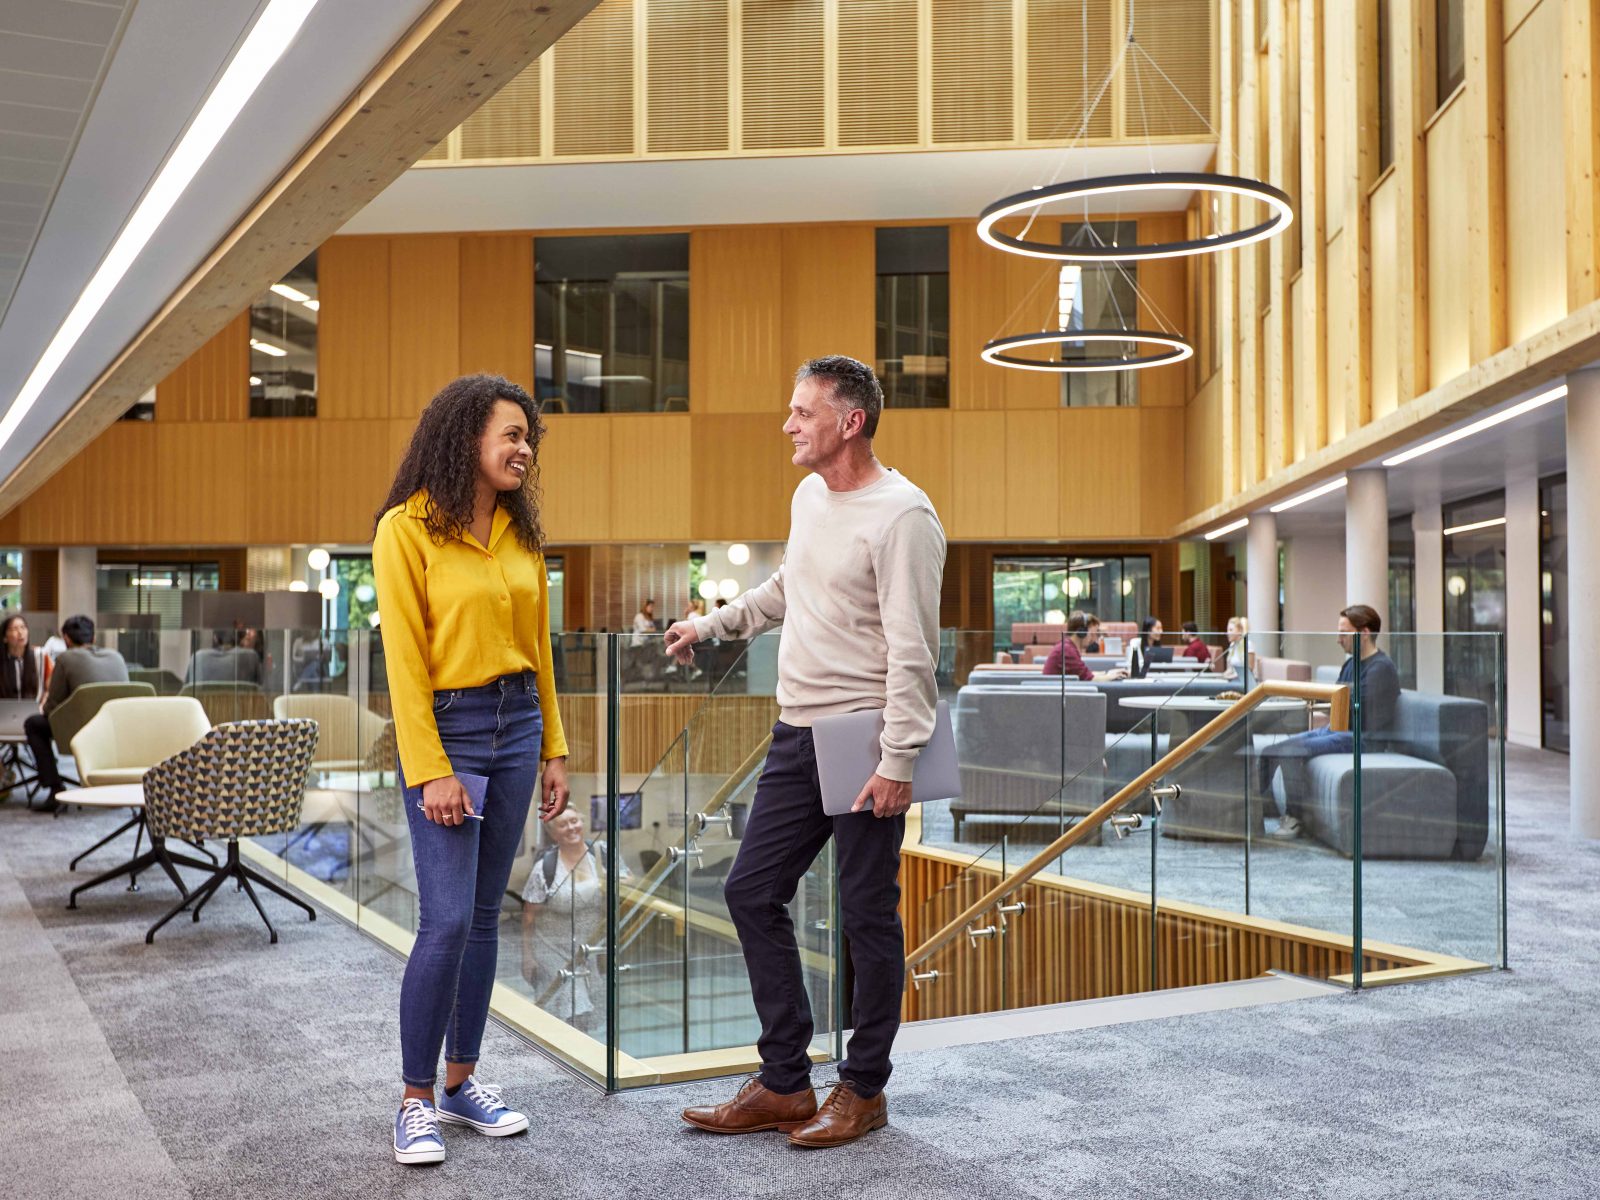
[
  {"x1": 1436, "y1": 0, "x2": 1465, "y2": 103},
  {"x1": 1058, "y1": 220, "x2": 1140, "y2": 408},
  {"x1": 875, "y1": 226, "x2": 950, "y2": 409},
  {"x1": 535, "y1": 234, "x2": 690, "y2": 414},
  {"x1": 1443, "y1": 491, "x2": 1506, "y2": 710},
  {"x1": 249, "y1": 252, "x2": 318, "y2": 418},
  {"x1": 1540, "y1": 476, "x2": 1568, "y2": 753},
  {"x1": 1388, "y1": 513, "x2": 1417, "y2": 687}
]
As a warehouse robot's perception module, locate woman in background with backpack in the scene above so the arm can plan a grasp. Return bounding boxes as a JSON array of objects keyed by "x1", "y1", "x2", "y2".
[{"x1": 520, "y1": 806, "x2": 629, "y2": 1033}]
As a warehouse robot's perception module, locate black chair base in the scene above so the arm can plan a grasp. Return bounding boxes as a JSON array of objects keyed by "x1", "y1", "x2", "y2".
[
  {"x1": 67, "y1": 837, "x2": 214, "y2": 909},
  {"x1": 145, "y1": 841, "x2": 316, "y2": 945}
]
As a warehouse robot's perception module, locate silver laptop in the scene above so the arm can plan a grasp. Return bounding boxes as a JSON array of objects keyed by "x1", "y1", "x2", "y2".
[
  {"x1": 812, "y1": 700, "x2": 961, "y2": 817},
  {"x1": 0, "y1": 699, "x2": 38, "y2": 738}
]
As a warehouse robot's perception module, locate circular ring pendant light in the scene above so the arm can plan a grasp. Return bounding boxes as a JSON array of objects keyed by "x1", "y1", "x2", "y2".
[
  {"x1": 978, "y1": 173, "x2": 1294, "y2": 262},
  {"x1": 980, "y1": 329, "x2": 1193, "y2": 373}
]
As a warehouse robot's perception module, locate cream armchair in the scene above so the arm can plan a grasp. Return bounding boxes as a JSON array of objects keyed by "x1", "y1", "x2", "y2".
[
  {"x1": 272, "y1": 694, "x2": 391, "y2": 774},
  {"x1": 70, "y1": 696, "x2": 211, "y2": 787}
]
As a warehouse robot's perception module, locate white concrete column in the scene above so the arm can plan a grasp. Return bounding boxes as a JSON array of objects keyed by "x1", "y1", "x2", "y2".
[
  {"x1": 58, "y1": 547, "x2": 96, "y2": 629},
  {"x1": 1504, "y1": 476, "x2": 1543, "y2": 749},
  {"x1": 1247, "y1": 512, "x2": 1279, "y2": 667},
  {"x1": 1568, "y1": 369, "x2": 1600, "y2": 837},
  {"x1": 1413, "y1": 505, "x2": 1445, "y2": 694},
  {"x1": 1345, "y1": 469, "x2": 1389, "y2": 625}
]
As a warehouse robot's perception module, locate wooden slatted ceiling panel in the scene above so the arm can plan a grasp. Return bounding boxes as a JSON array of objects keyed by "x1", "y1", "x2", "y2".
[
  {"x1": 460, "y1": 59, "x2": 541, "y2": 159},
  {"x1": 839, "y1": 0, "x2": 917, "y2": 147},
  {"x1": 648, "y1": 0, "x2": 729, "y2": 153},
  {"x1": 1126, "y1": 0, "x2": 1214, "y2": 138},
  {"x1": 932, "y1": 0, "x2": 1013, "y2": 144},
  {"x1": 1027, "y1": 0, "x2": 1113, "y2": 141},
  {"x1": 554, "y1": 0, "x2": 634, "y2": 156},
  {"x1": 741, "y1": 0, "x2": 823, "y2": 150}
]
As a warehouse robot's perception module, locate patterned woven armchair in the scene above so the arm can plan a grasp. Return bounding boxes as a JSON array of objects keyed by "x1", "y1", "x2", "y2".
[{"x1": 143, "y1": 718, "x2": 320, "y2": 945}]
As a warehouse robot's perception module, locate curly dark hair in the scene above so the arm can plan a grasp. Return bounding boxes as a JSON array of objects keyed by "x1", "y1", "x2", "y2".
[{"x1": 375, "y1": 374, "x2": 547, "y2": 550}]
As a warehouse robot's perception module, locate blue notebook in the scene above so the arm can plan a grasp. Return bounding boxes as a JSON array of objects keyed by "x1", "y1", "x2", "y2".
[{"x1": 412, "y1": 771, "x2": 490, "y2": 821}]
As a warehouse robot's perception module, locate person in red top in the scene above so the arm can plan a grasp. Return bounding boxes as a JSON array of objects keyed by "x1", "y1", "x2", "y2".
[
  {"x1": 1042, "y1": 611, "x2": 1127, "y2": 681},
  {"x1": 1181, "y1": 621, "x2": 1212, "y2": 662}
]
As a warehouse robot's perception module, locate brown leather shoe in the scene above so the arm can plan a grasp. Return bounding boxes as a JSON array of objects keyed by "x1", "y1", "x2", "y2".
[
  {"x1": 786, "y1": 1084, "x2": 887, "y2": 1148},
  {"x1": 681, "y1": 1077, "x2": 817, "y2": 1135}
]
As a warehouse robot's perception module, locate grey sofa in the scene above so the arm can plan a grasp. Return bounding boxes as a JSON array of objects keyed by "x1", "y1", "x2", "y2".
[
  {"x1": 1271, "y1": 690, "x2": 1491, "y2": 860},
  {"x1": 951, "y1": 686, "x2": 1108, "y2": 839}
]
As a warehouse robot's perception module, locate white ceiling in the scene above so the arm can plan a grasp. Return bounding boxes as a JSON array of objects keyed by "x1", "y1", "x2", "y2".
[
  {"x1": 0, "y1": 0, "x2": 438, "y2": 483},
  {"x1": 0, "y1": 0, "x2": 135, "y2": 321},
  {"x1": 342, "y1": 142, "x2": 1220, "y2": 233}
]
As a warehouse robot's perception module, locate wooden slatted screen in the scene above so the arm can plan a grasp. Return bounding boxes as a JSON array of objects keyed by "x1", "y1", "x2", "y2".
[
  {"x1": 741, "y1": 0, "x2": 824, "y2": 150},
  {"x1": 1125, "y1": 0, "x2": 1215, "y2": 137},
  {"x1": 554, "y1": 0, "x2": 635, "y2": 156},
  {"x1": 647, "y1": 0, "x2": 730, "y2": 153},
  {"x1": 461, "y1": 59, "x2": 542, "y2": 159},
  {"x1": 1028, "y1": 0, "x2": 1114, "y2": 141},
  {"x1": 839, "y1": 0, "x2": 918, "y2": 147},
  {"x1": 932, "y1": 0, "x2": 1013, "y2": 144}
]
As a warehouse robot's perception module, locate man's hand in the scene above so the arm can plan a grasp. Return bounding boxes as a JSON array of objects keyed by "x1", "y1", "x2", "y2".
[
  {"x1": 663, "y1": 619, "x2": 701, "y2": 665},
  {"x1": 850, "y1": 773, "x2": 913, "y2": 819},
  {"x1": 540, "y1": 755, "x2": 570, "y2": 819}
]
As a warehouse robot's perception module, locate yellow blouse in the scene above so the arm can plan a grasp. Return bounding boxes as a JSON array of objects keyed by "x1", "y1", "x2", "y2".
[{"x1": 373, "y1": 491, "x2": 568, "y2": 786}]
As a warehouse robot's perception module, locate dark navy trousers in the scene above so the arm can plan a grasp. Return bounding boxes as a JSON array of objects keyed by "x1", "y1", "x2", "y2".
[{"x1": 723, "y1": 721, "x2": 906, "y2": 1098}]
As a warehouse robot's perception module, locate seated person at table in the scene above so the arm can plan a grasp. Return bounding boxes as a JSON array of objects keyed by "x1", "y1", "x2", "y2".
[
  {"x1": 1041, "y1": 611, "x2": 1128, "y2": 681},
  {"x1": 24, "y1": 615, "x2": 129, "y2": 810},
  {"x1": 1126, "y1": 617, "x2": 1165, "y2": 678},
  {"x1": 1257, "y1": 604, "x2": 1399, "y2": 840},
  {"x1": 1210, "y1": 615, "x2": 1249, "y2": 679},
  {"x1": 184, "y1": 627, "x2": 263, "y2": 686},
  {"x1": 0, "y1": 615, "x2": 47, "y2": 703},
  {"x1": 1083, "y1": 614, "x2": 1104, "y2": 654},
  {"x1": 1180, "y1": 622, "x2": 1211, "y2": 662}
]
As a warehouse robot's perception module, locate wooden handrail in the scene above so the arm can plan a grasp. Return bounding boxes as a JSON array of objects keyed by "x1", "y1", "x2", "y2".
[{"x1": 904, "y1": 680, "x2": 1351, "y2": 971}]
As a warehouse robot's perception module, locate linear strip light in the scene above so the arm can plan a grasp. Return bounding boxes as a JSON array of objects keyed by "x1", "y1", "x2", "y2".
[
  {"x1": 1442, "y1": 516, "x2": 1508, "y2": 537},
  {"x1": 0, "y1": 0, "x2": 320, "y2": 456},
  {"x1": 250, "y1": 337, "x2": 287, "y2": 357},
  {"x1": 1269, "y1": 475, "x2": 1348, "y2": 514},
  {"x1": 270, "y1": 282, "x2": 311, "y2": 303},
  {"x1": 1204, "y1": 517, "x2": 1250, "y2": 541},
  {"x1": 1382, "y1": 384, "x2": 1567, "y2": 467}
]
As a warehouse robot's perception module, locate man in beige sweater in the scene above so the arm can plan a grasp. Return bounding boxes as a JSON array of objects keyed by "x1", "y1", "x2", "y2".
[{"x1": 666, "y1": 355, "x2": 945, "y2": 1149}]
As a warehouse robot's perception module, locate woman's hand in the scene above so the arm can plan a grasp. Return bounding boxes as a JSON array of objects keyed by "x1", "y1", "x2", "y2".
[
  {"x1": 540, "y1": 756, "x2": 570, "y2": 820},
  {"x1": 421, "y1": 775, "x2": 474, "y2": 825}
]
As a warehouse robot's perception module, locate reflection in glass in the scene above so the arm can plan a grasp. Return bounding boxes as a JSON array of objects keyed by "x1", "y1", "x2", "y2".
[
  {"x1": 1541, "y1": 475, "x2": 1568, "y2": 752},
  {"x1": 250, "y1": 252, "x2": 318, "y2": 418},
  {"x1": 875, "y1": 226, "x2": 949, "y2": 409},
  {"x1": 535, "y1": 234, "x2": 689, "y2": 414},
  {"x1": 1058, "y1": 220, "x2": 1140, "y2": 408},
  {"x1": 1442, "y1": 492, "x2": 1505, "y2": 714},
  {"x1": 1388, "y1": 513, "x2": 1417, "y2": 688}
]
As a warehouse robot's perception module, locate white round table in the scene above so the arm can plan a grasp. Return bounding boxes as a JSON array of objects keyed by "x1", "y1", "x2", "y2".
[
  {"x1": 1118, "y1": 695, "x2": 1307, "y2": 714},
  {"x1": 60, "y1": 782, "x2": 215, "y2": 910}
]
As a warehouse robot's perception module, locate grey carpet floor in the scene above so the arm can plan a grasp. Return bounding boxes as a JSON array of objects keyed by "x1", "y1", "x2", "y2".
[{"x1": 2, "y1": 745, "x2": 1597, "y2": 1199}]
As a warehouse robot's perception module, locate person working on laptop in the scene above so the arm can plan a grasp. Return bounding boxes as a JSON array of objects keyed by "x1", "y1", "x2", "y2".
[
  {"x1": 1041, "y1": 611, "x2": 1127, "y2": 681},
  {"x1": 664, "y1": 355, "x2": 945, "y2": 1149},
  {"x1": 25, "y1": 614, "x2": 127, "y2": 811}
]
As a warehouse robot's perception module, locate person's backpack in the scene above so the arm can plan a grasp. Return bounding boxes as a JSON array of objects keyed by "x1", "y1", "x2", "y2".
[{"x1": 536, "y1": 839, "x2": 601, "y2": 891}]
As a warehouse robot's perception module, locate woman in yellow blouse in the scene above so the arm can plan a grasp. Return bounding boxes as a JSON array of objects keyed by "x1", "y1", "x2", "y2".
[{"x1": 373, "y1": 373, "x2": 569, "y2": 1166}]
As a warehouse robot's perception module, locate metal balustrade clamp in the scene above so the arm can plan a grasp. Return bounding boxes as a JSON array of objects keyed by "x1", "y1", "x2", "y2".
[
  {"x1": 693, "y1": 810, "x2": 733, "y2": 834},
  {"x1": 580, "y1": 942, "x2": 607, "y2": 963},
  {"x1": 557, "y1": 966, "x2": 592, "y2": 981},
  {"x1": 966, "y1": 922, "x2": 999, "y2": 947},
  {"x1": 997, "y1": 900, "x2": 1027, "y2": 929},
  {"x1": 1109, "y1": 813, "x2": 1145, "y2": 839},
  {"x1": 1148, "y1": 783, "x2": 1181, "y2": 813},
  {"x1": 911, "y1": 969, "x2": 941, "y2": 990},
  {"x1": 666, "y1": 842, "x2": 704, "y2": 865}
]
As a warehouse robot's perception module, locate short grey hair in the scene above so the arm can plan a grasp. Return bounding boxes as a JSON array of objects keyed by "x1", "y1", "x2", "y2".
[{"x1": 794, "y1": 355, "x2": 883, "y2": 438}]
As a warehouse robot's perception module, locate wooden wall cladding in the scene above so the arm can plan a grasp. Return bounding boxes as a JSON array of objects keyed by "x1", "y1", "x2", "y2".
[
  {"x1": 389, "y1": 235, "x2": 461, "y2": 422},
  {"x1": 318, "y1": 237, "x2": 391, "y2": 421},
  {"x1": 460, "y1": 234, "x2": 535, "y2": 391},
  {"x1": 690, "y1": 227, "x2": 786, "y2": 413},
  {"x1": 780, "y1": 224, "x2": 876, "y2": 369},
  {"x1": 154, "y1": 313, "x2": 248, "y2": 423}
]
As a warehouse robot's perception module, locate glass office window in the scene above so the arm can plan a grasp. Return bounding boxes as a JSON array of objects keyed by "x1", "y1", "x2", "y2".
[
  {"x1": 1388, "y1": 513, "x2": 1417, "y2": 687},
  {"x1": 1059, "y1": 221, "x2": 1140, "y2": 408},
  {"x1": 1436, "y1": 0, "x2": 1465, "y2": 104},
  {"x1": 875, "y1": 226, "x2": 949, "y2": 409},
  {"x1": 535, "y1": 234, "x2": 689, "y2": 414},
  {"x1": 0, "y1": 549, "x2": 19, "y2": 613},
  {"x1": 250, "y1": 253, "x2": 318, "y2": 418},
  {"x1": 96, "y1": 562, "x2": 220, "y2": 637},
  {"x1": 992, "y1": 554, "x2": 1152, "y2": 650},
  {"x1": 330, "y1": 555, "x2": 378, "y2": 633},
  {"x1": 1541, "y1": 475, "x2": 1568, "y2": 753},
  {"x1": 546, "y1": 555, "x2": 566, "y2": 634},
  {"x1": 1443, "y1": 491, "x2": 1505, "y2": 710}
]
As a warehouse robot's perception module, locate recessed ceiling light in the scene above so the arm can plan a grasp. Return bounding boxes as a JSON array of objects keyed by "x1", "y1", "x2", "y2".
[
  {"x1": 250, "y1": 338, "x2": 287, "y2": 357},
  {"x1": 1442, "y1": 516, "x2": 1508, "y2": 537},
  {"x1": 0, "y1": 0, "x2": 320, "y2": 461},
  {"x1": 1204, "y1": 517, "x2": 1250, "y2": 541},
  {"x1": 1269, "y1": 476, "x2": 1348, "y2": 514}
]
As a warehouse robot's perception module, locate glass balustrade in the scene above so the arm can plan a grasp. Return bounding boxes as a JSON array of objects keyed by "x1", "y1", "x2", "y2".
[{"x1": 69, "y1": 621, "x2": 1504, "y2": 1091}]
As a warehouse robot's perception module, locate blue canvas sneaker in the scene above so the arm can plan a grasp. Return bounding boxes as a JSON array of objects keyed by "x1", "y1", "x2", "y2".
[
  {"x1": 436, "y1": 1076, "x2": 529, "y2": 1136},
  {"x1": 393, "y1": 1098, "x2": 446, "y2": 1165}
]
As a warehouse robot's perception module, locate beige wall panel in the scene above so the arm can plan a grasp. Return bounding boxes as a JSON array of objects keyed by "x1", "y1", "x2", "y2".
[
  {"x1": 541, "y1": 414, "x2": 612, "y2": 543},
  {"x1": 874, "y1": 409, "x2": 953, "y2": 526},
  {"x1": 1369, "y1": 174, "x2": 1399, "y2": 419},
  {"x1": 459, "y1": 234, "x2": 534, "y2": 389},
  {"x1": 1137, "y1": 409, "x2": 1186, "y2": 534},
  {"x1": 1059, "y1": 409, "x2": 1149, "y2": 536},
  {"x1": 949, "y1": 221, "x2": 1009, "y2": 411},
  {"x1": 780, "y1": 225, "x2": 875, "y2": 369},
  {"x1": 1137, "y1": 214, "x2": 1189, "y2": 408},
  {"x1": 611, "y1": 414, "x2": 690, "y2": 540},
  {"x1": 1185, "y1": 375, "x2": 1225, "y2": 515},
  {"x1": 389, "y1": 235, "x2": 462, "y2": 421},
  {"x1": 1426, "y1": 101, "x2": 1472, "y2": 389},
  {"x1": 153, "y1": 423, "x2": 232, "y2": 546},
  {"x1": 1504, "y1": 1, "x2": 1567, "y2": 343},
  {"x1": 155, "y1": 313, "x2": 247, "y2": 424},
  {"x1": 318, "y1": 237, "x2": 391, "y2": 421},
  {"x1": 245, "y1": 421, "x2": 319, "y2": 544},
  {"x1": 690, "y1": 227, "x2": 785, "y2": 412},
  {"x1": 80, "y1": 423, "x2": 159, "y2": 546},
  {"x1": 17, "y1": 450, "x2": 86, "y2": 545},
  {"x1": 1504, "y1": 0, "x2": 1540, "y2": 37},
  {"x1": 948, "y1": 412, "x2": 1007, "y2": 539},
  {"x1": 1325, "y1": 227, "x2": 1350, "y2": 443},
  {"x1": 1003, "y1": 411, "x2": 1059, "y2": 539},
  {"x1": 689, "y1": 413, "x2": 796, "y2": 541},
  {"x1": 319, "y1": 421, "x2": 400, "y2": 544},
  {"x1": 1290, "y1": 274, "x2": 1308, "y2": 463}
]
